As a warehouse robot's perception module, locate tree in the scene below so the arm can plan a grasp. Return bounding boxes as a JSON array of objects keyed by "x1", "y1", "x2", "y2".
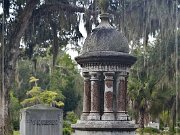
[
  {"x1": 128, "y1": 31, "x2": 180, "y2": 130},
  {"x1": 147, "y1": 32, "x2": 180, "y2": 131},
  {"x1": 128, "y1": 45, "x2": 152, "y2": 128},
  {"x1": 50, "y1": 53, "x2": 83, "y2": 113},
  {"x1": 21, "y1": 76, "x2": 64, "y2": 107},
  {"x1": 1, "y1": 1, "x2": 85, "y2": 134}
]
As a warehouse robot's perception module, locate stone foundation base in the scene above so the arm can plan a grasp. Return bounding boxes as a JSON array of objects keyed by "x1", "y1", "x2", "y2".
[
  {"x1": 81, "y1": 113, "x2": 89, "y2": 120},
  {"x1": 73, "y1": 130, "x2": 135, "y2": 135},
  {"x1": 101, "y1": 112, "x2": 115, "y2": 120},
  {"x1": 116, "y1": 113, "x2": 130, "y2": 121},
  {"x1": 72, "y1": 120, "x2": 137, "y2": 135},
  {"x1": 87, "y1": 113, "x2": 100, "y2": 120}
]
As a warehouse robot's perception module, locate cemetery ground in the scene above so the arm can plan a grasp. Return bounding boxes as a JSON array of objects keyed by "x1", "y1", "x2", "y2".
[{"x1": 13, "y1": 129, "x2": 180, "y2": 135}]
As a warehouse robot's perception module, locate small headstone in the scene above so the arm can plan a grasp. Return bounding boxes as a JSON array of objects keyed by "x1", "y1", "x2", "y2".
[
  {"x1": 148, "y1": 122, "x2": 160, "y2": 129},
  {"x1": 20, "y1": 104, "x2": 63, "y2": 135}
]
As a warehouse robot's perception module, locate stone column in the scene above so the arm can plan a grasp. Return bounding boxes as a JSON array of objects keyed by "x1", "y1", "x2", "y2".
[
  {"x1": 88, "y1": 72, "x2": 101, "y2": 120},
  {"x1": 81, "y1": 72, "x2": 91, "y2": 120},
  {"x1": 102, "y1": 72, "x2": 115, "y2": 120},
  {"x1": 116, "y1": 72, "x2": 129, "y2": 120}
]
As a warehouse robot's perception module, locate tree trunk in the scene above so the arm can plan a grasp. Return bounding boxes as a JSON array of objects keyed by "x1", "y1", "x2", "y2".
[
  {"x1": 0, "y1": 0, "x2": 39, "y2": 134},
  {"x1": 171, "y1": 99, "x2": 176, "y2": 132},
  {"x1": 139, "y1": 107, "x2": 145, "y2": 128}
]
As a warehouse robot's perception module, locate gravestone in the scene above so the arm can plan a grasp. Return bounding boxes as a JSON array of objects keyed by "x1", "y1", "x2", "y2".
[
  {"x1": 148, "y1": 122, "x2": 160, "y2": 129},
  {"x1": 20, "y1": 104, "x2": 63, "y2": 135}
]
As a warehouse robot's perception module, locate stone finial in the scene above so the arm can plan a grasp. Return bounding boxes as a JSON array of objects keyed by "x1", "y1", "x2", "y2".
[{"x1": 99, "y1": 0, "x2": 109, "y2": 13}]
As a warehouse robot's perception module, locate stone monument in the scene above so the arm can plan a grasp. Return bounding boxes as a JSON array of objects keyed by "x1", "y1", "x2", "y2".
[
  {"x1": 20, "y1": 104, "x2": 63, "y2": 135},
  {"x1": 71, "y1": 1, "x2": 137, "y2": 135}
]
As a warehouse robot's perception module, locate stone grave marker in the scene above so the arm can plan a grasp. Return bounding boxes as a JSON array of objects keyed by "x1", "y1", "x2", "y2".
[{"x1": 20, "y1": 104, "x2": 63, "y2": 135}]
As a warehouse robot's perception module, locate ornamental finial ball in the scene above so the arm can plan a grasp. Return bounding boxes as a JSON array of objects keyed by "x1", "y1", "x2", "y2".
[{"x1": 99, "y1": 0, "x2": 109, "y2": 13}]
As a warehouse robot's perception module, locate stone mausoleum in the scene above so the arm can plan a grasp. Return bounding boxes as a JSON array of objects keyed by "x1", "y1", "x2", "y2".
[{"x1": 72, "y1": 8, "x2": 137, "y2": 135}]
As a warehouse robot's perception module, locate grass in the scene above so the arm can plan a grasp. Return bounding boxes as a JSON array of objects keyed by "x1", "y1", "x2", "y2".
[
  {"x1": 13, "y1": 131, "x2": 19, "y2": 135},
  {"x1": 136, "y1": 128, "x2": 180, "y2": 135}
]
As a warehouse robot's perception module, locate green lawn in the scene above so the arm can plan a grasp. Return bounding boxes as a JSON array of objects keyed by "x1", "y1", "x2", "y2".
[{"x1": 13, "y1": 131, "x2": 19, "y2": 135}]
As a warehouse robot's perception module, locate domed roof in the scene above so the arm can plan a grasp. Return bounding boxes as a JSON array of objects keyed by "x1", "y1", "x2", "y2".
[{"x1": 82, "y1": 14, "x2": 129, "y2": 54}]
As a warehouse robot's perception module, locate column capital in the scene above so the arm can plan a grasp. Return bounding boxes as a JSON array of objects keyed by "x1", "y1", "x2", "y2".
[
  {"x1": 116, "y1": 72, "x2": 128, "y2": 81},
  {"x1": 116, "y1": 71, "x2": 128, "y2": 76},
  {"x1": 103, "y1": 72, "x2": 115, "y2": 80},
  {"x1": 89, "y1": 72, "x2": 101, "y2": 81},
  {"x1": 82, "y1": 72, "x2": 90, "y2": 80}
]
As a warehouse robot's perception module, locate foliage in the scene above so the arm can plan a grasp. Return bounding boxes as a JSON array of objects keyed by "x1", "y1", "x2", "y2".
[
  {"x1": 50, "y1": 53, "x2": 82, "y2": 113},
  {"x1": 137, "y1": 127, "x2": 160, "y2": 134},
  {"x1": 65, "y1": 111, "x2": 78, "y2": 124},
  {"x1": 9, "y1": 92, "x2": 22, "y2": 130},
  {"x1": 63, "y1": 111, "x2": 78, "y2": 135},
  {"x1": 13, "y1": 131, "x2": 19, "y2": 135},
  {"x1": 14, "y1": 60, "x2": 33, "y2": 100},
  {"x1": 63, "y1": 128, "x2": 72, "y2": 135},
  {"x1": 143, "y1": 127, "x2": 160, "y2": 133},
  {"x1": 9, "y1": 52, "x2": 82, "y2": 131},
  {"x1": 128, "y1": 31, "x2": 180, "y2": 129},
  {"x1": 15, "y1": 52, "x2": 82, "y2": 113},
  {"x1": 21, "y1": 76, "x2": 64, "y2": 107},
  {"x1": 128, "y1": 45, "x2": 152, "y2": 127}
]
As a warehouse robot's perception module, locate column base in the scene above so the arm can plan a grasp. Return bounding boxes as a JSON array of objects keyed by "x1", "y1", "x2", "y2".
[
  {"x1": 80, "y1": 113, "x2": 89, "y2": 120},
  {"x1": 116, "y1": 112, "x2": 130, "y2": 121},
  {"x1": 73, "y1": 130, "x2": 135, "y2": 135},
  {"x1": 72, "y1": 120, "x2": 137, "y2": 135},
  {"x1": 102, "y1": 112, "x2": 115, "y2": 120},
  {"x1": 87, "y1": 113, "x2": 100, "y2": 120}
]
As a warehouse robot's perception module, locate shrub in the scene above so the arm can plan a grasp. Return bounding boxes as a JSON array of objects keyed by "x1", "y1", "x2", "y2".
[
  {"x1": 13, "y1": 131, "x2": 20, "y2": 135},
  {"x1": 63, "y1": 128, "x2": 72, "y2": 135},
  {"x1": 65, "y1": 111, "x2": 78, "y2": 124},
  {"x1": 143, "y1": 127, "x2": 160, "y2": 133},
  {"x1": 63, "y1": 111, "x2": 78, "y2": 135}
]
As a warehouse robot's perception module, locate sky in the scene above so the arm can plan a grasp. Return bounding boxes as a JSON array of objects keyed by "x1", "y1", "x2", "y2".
[{"x1": 0, "y1": 4, "x2": 2, "y2": 13}]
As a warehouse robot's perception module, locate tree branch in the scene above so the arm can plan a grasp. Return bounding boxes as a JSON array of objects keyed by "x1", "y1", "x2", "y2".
[
  {"x1": 9, "y1": 0, "x2": 39, "y2": 51},
  {"x1": 33, "y1": 2, "x2": 97, "y2": 18},
  {"x1": 6, "y1": 0, "x2": 40, "y2": 82}
]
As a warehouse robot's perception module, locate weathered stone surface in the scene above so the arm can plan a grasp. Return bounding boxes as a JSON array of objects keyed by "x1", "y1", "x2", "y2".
[
  {"x1": 72, "y1": 12, "x2": 137, "y2": 135},
  {"x1": 76, "y1": 51, "x2": 137, "y2": 67},
  {"x1": 116, "y1": 113, "x2": 130, "y2": 121},
  {"x1": 82, "y1": 14, "x2": 129, "y2": 54},
  {"x1": 81, "y1": 72, "x2": 91, "y2": 120},
  {"x1": 20, "y1": 104, "x2": 63, "y2": 135},
  {"x1": 72, "y1": 120, "x2": 137, "y2": 131},
  {"x1": 72, "y1": 121, "x2": 136, "y2": 135},
  {"x1": 73, "y1": 130, "x2": 135, "y2": 135},
  {"x1": 102, "y1": 72, "x2": 115, "y2": 120},
  {"x1": 82, "y1": 28, "x2": 129, "y2": 53},
  {"x1": 88, "y1": 72, "x2": 101, "y2": 120}
]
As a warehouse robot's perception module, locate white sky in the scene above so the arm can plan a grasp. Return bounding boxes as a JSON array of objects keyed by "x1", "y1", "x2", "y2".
[{"x1": 0, "y1": 5, "x2": 2, "y2": 14}]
